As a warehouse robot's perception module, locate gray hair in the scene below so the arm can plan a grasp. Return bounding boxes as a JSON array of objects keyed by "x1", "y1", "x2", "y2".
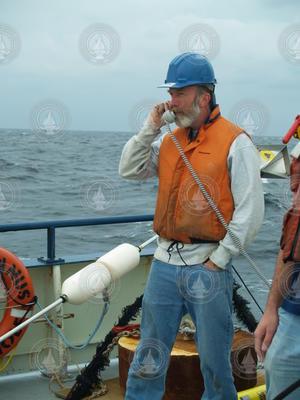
[{"x1": 195, "y1": 84, "x2": 215, "y2": 110}]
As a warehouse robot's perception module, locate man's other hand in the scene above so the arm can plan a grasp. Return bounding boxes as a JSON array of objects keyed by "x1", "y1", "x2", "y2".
[
  {"x1": 254, "y1": 311, "x2": 279, "y2": 362},
  {"x1": 203, "y1": 259, "x2": 223, "y2": 272}
]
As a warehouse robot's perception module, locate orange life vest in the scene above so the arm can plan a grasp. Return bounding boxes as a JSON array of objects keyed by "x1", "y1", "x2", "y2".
[
  {"x1": 153, "y1": 106, "x2": 244, "y2": 243},
  {"x1": 280, "y1": 157, "x2": 300, "y2": 262}
]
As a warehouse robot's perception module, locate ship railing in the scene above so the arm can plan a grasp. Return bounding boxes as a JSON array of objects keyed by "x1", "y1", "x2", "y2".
[
  {"x1": 0, "y1": 214, "x2": 155, "y2": 268},
  {"x1": 0, "y1": 215, "x2": 155, "y2": 375}
]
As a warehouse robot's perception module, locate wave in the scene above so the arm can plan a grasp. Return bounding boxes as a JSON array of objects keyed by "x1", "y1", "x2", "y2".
[
  {"x1": 264, "y1": 192, "x2": 288, "y2": 210},
  {"x1": 0, "y1": 159, "x2": 20, "y2": 168}
]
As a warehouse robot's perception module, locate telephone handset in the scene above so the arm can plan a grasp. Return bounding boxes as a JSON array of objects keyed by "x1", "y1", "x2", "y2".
[{"x1": 162, "y1": 110, "x2": 176, "y2": 124}]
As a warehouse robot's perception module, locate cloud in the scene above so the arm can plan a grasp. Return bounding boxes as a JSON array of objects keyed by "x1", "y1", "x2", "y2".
[{"x1": 0, "y1": 0, "x2": 299, "y2": 134}]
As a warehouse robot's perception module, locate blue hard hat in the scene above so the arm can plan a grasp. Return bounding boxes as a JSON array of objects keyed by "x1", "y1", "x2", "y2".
[{"x1": 158, "y1": 52, "x2": 217, "y2": 89}]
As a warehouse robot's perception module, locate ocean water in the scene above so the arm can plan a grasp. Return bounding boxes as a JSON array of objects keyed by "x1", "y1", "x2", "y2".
[{"x1": 0, "y1": 129, "x2": 294, "y2": 320}]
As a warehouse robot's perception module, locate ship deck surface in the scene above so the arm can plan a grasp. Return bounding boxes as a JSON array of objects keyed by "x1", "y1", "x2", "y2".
[{"x1": 0, "y1": 374, "x2": 124, "y2": 400}]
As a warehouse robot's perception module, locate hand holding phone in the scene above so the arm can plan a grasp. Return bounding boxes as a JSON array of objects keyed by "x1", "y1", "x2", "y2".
[
  {"x1": 147, "y1": 102, "x2": 173, "y2": 130},
  {"x1": 162, "y1": 110, "x2": 176, "y2": 124}
]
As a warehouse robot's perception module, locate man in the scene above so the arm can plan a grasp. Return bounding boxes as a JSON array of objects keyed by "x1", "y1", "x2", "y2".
[
  {"x1": 119, "y1": 52, "x2": 264, "y2": 400},
  {"x1": 255, "y1": 152, "x2": 300, "y2": 400}
]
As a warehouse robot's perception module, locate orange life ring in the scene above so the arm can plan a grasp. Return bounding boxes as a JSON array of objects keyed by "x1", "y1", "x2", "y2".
[{"x1": 0, "y1": 247, "x2": 35, "y2": 358}]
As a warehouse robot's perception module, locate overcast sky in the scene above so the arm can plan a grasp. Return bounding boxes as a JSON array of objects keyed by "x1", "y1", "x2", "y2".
[{"x1": 0, "y1": 0, "x2": 299, "y2": 136}]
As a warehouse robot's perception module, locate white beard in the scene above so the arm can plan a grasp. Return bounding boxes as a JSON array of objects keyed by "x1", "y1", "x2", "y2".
[{"x1": 175, "y1": 102, "x2": 201, "y2": 128}]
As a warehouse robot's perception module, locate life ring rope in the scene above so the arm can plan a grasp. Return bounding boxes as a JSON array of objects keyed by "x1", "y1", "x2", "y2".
[{"x1": 0, "y1": 346, "x2": 17, "y2": 372}]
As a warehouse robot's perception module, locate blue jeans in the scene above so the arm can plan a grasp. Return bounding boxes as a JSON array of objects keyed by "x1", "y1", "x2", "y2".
[
  {"x1": 264, "y1": 308, "x2": 300, "y2": 400},
  {"x1": 125, "y1": 258, "x2": 237, "y2": 400}
]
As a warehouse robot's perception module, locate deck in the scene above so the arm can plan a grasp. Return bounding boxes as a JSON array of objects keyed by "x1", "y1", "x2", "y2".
[{"x1": 0, "y1": 372, "x2": 265, "y2": 400}]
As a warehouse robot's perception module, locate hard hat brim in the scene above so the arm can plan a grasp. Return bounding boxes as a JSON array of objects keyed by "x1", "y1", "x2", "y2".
[
  {"x1": 157, "y1": 80, "x2": 216, "y2": 89},
  {"x1": 157, "y1": 82, "x2": 178, "y2": 88}
]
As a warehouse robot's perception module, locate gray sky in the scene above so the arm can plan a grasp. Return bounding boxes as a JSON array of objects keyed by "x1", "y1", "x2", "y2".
[{"x1": 0, "y1": 0, "x2": 300, "y2": 135}]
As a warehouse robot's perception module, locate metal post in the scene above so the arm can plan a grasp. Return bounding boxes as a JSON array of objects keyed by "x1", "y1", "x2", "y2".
[
  {"x1": 0, "y1": 298, "x2": 64, "y2": 343},
  {"x1": 47, "y1": 226, "x2": 55, "y2": 262},
  {"x1": 52, "y1": 264, "x2": 68, "y2": 377}
]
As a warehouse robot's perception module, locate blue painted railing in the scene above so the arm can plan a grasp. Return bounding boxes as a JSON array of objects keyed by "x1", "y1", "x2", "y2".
[{"x1": 0, "y1": 215, "x2": 154, "y2": 266}]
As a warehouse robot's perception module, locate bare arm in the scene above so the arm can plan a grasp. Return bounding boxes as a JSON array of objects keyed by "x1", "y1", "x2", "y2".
[{"x1": 254, "y1": 248, "x2": 293, "y2": 361}]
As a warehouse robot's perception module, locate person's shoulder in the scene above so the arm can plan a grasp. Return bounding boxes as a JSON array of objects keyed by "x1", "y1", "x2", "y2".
[
  {"x1": 234, "y1": 132, "x2": 253, "y2": 144},
  {"x1": 229, "y1": 132, "x2": 257, "y2": 154},
  {"x1": 217, "y1": 115, "x2": 245, "y2": 140},
  {"x1": 232, "y1": 131, "x2": 254, "y2": 146}
]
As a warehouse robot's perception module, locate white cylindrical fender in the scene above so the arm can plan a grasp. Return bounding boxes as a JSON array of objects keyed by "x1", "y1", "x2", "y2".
[
  {"x1": 61, "y1": 243, "x2": 140, "y2": 305},
  {"x1": 62, "y1": 262, "x2": 112, "y2": 305},
  {"x1": 98, "y1": 243, "x2": 140, "y2": 280}
]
